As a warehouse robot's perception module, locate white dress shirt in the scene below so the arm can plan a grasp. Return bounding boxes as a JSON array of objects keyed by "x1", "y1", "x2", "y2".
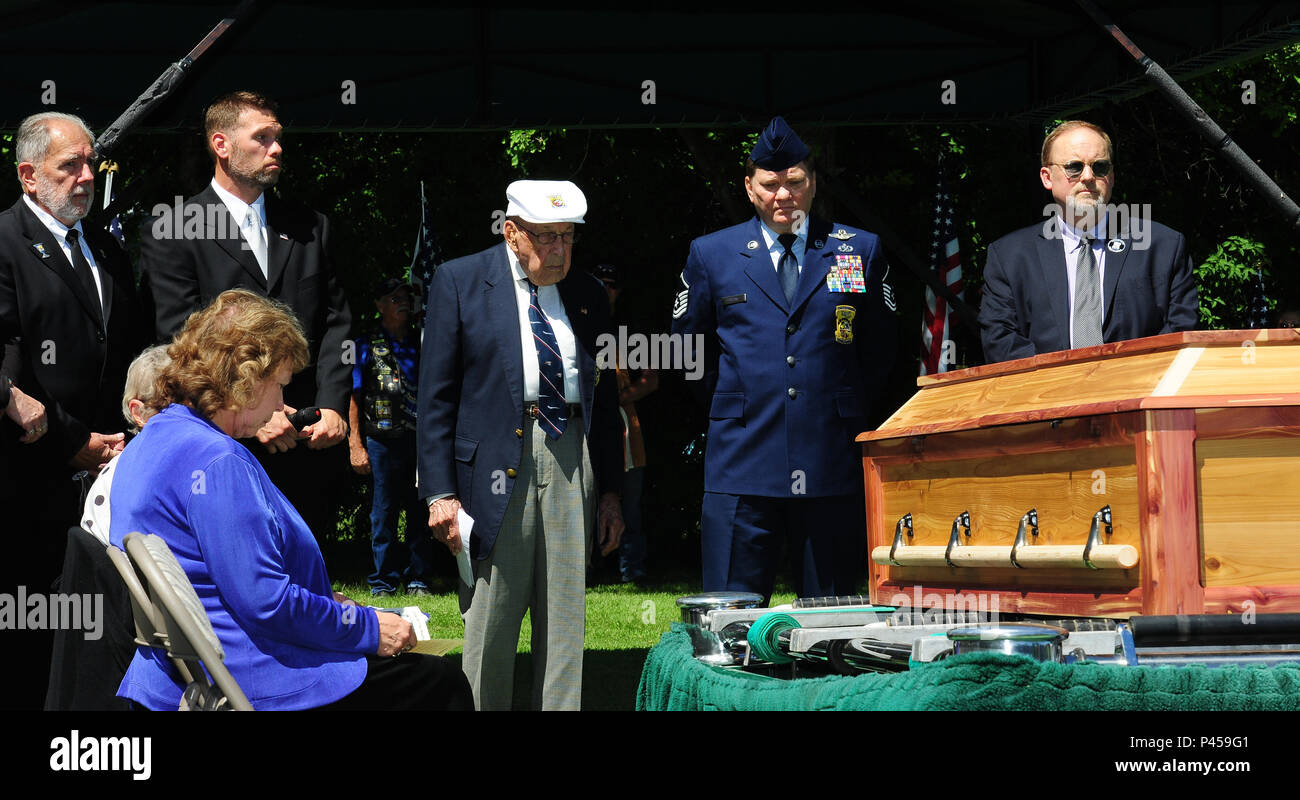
[{"x1": 23, "y1": 195, "x2": 104, "y2": 314}]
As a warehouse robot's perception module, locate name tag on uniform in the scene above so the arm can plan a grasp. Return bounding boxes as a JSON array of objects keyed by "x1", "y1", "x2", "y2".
[
  {"x1": 826, "y1": 254, "x2": 866, "y2": 293},
  {"x1": 721, "y1": 293, "x2": 747, "y2": 306}
]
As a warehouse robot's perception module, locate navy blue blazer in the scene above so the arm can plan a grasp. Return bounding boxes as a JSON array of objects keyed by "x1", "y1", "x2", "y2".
[
  {"x1": 671, "y1": 217, "x2": 896, "y2": 498},
  {"x1": 417, "y1": 243, "x2": 621, "y2": 559},
  {"x1": 978, "y1": 218, "x2": 1198, "y2": 364}
]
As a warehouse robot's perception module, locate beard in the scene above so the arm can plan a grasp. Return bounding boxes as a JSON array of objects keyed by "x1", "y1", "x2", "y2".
[
  {"x1": 1062, "y1": 194, "x2": 1107, "y2": 230},
  {"x1": 229, "y1": 147, "x2": 282, "y2": 191},
  {"x1": 35, "y1": 172, "x2": 93, "y2": 224}
]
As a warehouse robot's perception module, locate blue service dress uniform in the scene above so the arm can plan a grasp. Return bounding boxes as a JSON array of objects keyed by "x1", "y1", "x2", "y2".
[{"x1": 672, "y1": 215, "x2": 896, "y2": 599}]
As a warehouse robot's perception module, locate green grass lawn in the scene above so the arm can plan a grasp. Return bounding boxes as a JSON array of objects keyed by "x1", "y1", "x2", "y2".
[{"x1": 333, "y1": 574, "x2": 796, "y2": 710}]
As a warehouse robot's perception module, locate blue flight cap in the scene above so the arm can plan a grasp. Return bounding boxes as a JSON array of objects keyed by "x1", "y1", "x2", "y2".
[{"x1": 749, "y1": 116, "x2": 811, "y2": 171}]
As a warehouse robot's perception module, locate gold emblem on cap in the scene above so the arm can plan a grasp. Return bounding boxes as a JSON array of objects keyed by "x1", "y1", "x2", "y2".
[{"x1": 549, "y1": 194, "x2": 566, "y2": 208}]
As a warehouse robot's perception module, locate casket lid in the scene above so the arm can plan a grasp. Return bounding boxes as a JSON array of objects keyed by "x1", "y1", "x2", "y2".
[{"x1": 861, "y1": 329, "x2": 1300, "y2": 442}]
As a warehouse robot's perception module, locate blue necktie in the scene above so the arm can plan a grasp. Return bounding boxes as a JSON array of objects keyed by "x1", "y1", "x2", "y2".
[
  {"x1": 528, "y1": 281, "x2": 566, "y2": 439},
  {"x1": 777, "y1": 233, "x2": 799, "y2": 304}
]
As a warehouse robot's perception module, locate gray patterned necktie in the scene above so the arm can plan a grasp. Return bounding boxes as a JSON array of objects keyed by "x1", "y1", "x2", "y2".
[{"x1": 1072, "y1": 236, "x2": 1103, "y2": 348}]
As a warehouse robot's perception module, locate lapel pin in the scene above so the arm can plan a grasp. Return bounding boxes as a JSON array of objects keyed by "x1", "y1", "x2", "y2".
[
  {"x1": 279, "y1": 233, "x2": 289, "y2": 240},
  {"x1": 813, "y1": 239, "x2": 825, "y2": 249},
  {"x1": 746, "y1": 240, "x2": 758, "y2": 250},
  {"x1": 580, "y1": 306, "x2": 589, "y2": 315},
  {"x1": 32, "y1": 243, "x2": 50, "y2": 259},
  {"x1": 1107, "y1": 238, "x2": 1126, "y2": 253}
]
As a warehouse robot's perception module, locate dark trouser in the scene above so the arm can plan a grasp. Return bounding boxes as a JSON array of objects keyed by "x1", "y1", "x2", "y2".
[
  {"x1": 700, "y1": 491, "x2": 866, "y2": 602},
  {"x1": 365, "y1": 433, "x2": 436, "y2": 592},
  {"x1": 617, "y1": 466, "x2": 647, "y2": 582},
  {"x1": 313, "y1": 653, "x2": 474, "y2": 711}
]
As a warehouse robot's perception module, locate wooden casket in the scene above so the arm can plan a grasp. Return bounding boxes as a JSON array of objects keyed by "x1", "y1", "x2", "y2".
[{"x1": 859, "y1": 329, "x2": 1300, "y2": 618}]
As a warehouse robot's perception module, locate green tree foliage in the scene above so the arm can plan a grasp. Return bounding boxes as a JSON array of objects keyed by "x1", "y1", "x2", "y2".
[{"x1": 1195, "y1": 236, "x2": 1273, "y2": 329}]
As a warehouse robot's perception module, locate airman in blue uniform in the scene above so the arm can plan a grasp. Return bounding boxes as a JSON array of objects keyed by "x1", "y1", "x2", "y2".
[{"x1": 672, "y1": 117, "x2": 897, "y2": 600}]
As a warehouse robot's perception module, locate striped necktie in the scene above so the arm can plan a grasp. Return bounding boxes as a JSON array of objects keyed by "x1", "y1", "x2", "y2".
[{"x1": 528, "y1": 281, "x2": 566, "y2": 439}]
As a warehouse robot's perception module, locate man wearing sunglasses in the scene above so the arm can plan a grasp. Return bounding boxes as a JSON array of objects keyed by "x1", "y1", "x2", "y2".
[{"x1": 978, "y1": 120, "x2": 1197, "y2": 363}]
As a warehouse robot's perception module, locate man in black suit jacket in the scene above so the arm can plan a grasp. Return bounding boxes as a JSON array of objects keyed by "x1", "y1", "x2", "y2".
[
  {"x1": 420, "y1": 180, "x2": 624, "y2": 709},
  {"x1": 141, "y1": 91, "x2": 352, "y2": 540},
  {"x1": 0, "y1": 112, "x2": 146, "y2": 706},
  {"x1": 979, "y1": 120, "x2": 1198, "y2": 363}
]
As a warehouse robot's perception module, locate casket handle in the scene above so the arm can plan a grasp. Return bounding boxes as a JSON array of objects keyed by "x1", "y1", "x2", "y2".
[
  {"x1": 1009, "y1": 508, "x2": 1039, "y2": 569},
  {"x1": 945, "y1": 511, "x2": 971, "y2": 568},
  {"x1": 1083, "y1": 505, "x2": 1113, "y2": 570},
  {"x1": 888, "y1": 513, "x2": 913, "y2": 566}
]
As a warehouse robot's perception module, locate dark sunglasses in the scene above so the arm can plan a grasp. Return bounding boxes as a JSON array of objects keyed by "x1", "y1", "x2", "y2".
[{"x1": 1051, "y1": 159, "x2": 1113, "y2": 180}]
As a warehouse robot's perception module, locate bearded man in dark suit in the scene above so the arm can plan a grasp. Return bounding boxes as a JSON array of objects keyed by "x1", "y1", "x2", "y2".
[
  {"x1": 140, "y1": 91, "x2": 352, "y2": 541},
  {"x1": 0, "y1": 112, "x2": 146, "y2": 705}
]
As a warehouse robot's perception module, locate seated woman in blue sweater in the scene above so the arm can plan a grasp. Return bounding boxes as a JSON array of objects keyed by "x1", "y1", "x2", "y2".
[{"x1": 110, "y1": 289, "x2": 471, "y2": 710}]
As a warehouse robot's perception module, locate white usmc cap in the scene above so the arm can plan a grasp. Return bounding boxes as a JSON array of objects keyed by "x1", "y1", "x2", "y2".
[{"x1": 505, "y1": 180, "x2": 587, "y2": 224}]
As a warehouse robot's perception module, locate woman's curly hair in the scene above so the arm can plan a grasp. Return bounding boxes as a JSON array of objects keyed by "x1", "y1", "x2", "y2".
[{"x1": 154, "y1": 289, "x2": 310, "y2": 420}]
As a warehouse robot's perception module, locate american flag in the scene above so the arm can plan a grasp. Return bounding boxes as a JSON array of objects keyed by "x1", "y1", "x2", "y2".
[
  {"x1": 408, "y1": 180, "x2": 444, "y2": 326},
  {"x1": 920, "y1": 155, "x2": 963, "y2": 375}
]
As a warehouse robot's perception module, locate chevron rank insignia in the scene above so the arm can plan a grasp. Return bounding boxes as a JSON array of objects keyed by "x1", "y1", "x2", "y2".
[
  {"x1": 672, "y1": 272, "x2": 690, "y2": 319},
  {"x1": 881, "y1": 261, "x2": 896, "y2": 311}
]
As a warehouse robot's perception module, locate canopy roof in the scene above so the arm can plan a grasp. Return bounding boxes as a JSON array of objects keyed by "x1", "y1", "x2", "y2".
[{"x1": 2, "y1": 1, "x2": 1299, "y2": 132}]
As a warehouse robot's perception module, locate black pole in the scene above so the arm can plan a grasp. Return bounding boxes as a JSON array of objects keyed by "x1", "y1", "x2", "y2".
[
  {"x1": 1074, "y1": 0, "x2": 1300, "y2": 232},
  {"x1": 94, "y1": 0, "x2": 260, "y2": 157}
]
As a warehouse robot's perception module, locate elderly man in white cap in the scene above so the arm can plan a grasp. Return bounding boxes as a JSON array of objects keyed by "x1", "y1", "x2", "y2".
[{"x1": 419, "y1": 180, "x2": 624, "y2": 710}]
